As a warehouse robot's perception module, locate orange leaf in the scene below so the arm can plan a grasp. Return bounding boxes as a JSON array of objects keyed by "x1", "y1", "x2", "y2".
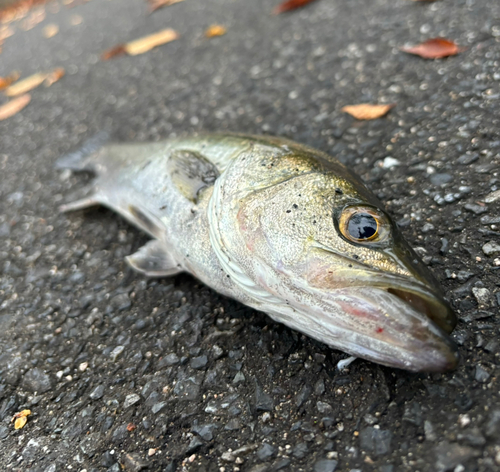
[
  {"x1": 0, "y1": 71, "x2": 21, "y2": 91},
  {"x1": 44, "y1": 67, "x2": 65, "y2": 86},
  {"x1": 273, "y1": 0, "x2": 319, "y2": 14},
  {"x1": 341, "y1": 103, "x2": 395, "y2": 120},
  {"x1": 4, "y1": 72, "x2": 47, "y2": 97},
  {"x1": 124, "y1": 28, "x2": 179, "y2": 55},
  {"x1": 205, "y1": 25, "x2": 226, "y2": 38},
  {"x1": 126, "y1": 423, "x2": 136, "y2": 432},
  {"x1": 401, "y1": 38, "x2": 464, "y2": 59},
  {"x1": 101, "y1": 44, "x2": 126, "y2": 61},
  {"x1": 148, "y1": 0, "x2": 184, "y2": 12},
  {"x1": 0, "y1": 94, "x2": 31, "y2": 120},
  {"x1": 12, "y1": 409, "x2": 32, "y2": 429}
]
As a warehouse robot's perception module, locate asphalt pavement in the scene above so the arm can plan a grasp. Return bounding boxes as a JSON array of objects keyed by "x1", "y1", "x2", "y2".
[{"x1": 1, "y1": 0, "x2": 500, "y2": 471}]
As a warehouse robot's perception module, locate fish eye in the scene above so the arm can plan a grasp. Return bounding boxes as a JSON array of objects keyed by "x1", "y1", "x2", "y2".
[{"x1": 338, "y1": 206, "x2": 390, "y2": 244}]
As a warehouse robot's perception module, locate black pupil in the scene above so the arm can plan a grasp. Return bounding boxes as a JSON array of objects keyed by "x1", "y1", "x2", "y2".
[{"x1": 348, "y1": 213, "x2": 377, "y2": 240}]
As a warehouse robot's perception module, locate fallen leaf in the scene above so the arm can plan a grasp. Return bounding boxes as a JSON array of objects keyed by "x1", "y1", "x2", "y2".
[
  {"x1": 205, "y1": 25, "x2": 226, "y2": 38},
  {"x1": 0, "y1": 25, "x2": 15, "y2": 42},
  {"x1": 20, "y1": 8, "x2": 46, "y2": 31},
  {"x1": 126, "y1": 423, "x2": 136, "y2": 432},
  {"x1": 0, "y1": 94, "x2": 31, "y2": 120},
  {"x1": 148, "y1": 0, "x2": 184, "y2": 12},
  {"x1": 124, "y1": 28, "x2": 179, "y2": 55},
  {"x1": 42, "y1": 23, "x2": 59, "y2": 38},
  {"x1": 101, "y1": 44, "x2": 126, "y2": 61},
  {"x1": 4, "y1": 72, "x2": 46, "y2": 96},
  {"x1": 341, "y1": 103, "x2": 395, "y2": 120},
  {"x1": 15, "y1": 416, "x2": 28, "y2": 429},
  {"x1": 273, "y1": 0, "x2": 319, "y2": 14},
  {"x1": 401, "y1": 38, "x2": 464, "y2": 59},
  {"x1": 11, "y1": 409, "x2": 32, "y2": 429},
  {"x1": 44, "y1": 67, "x2": 65, "y2": 86},
  {"x1": 0, "y1": 71, "x2": 21, "y2": 91}
]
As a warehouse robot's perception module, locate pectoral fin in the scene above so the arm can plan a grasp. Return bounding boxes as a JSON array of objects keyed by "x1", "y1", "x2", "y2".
[
  {"x1": 167, "y1": 150, "x2": 220, "y2": 203},
  {"x1": 126, "y1": 240, "x2": 182, "y2": 277}
]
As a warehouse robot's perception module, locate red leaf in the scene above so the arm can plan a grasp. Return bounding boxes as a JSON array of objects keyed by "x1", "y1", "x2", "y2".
[
  {"x1": 401, "y1": 38, "x2": 464, "y2": 59},
  {"x1": 273, "y1": 0, "x2": 319, "y2": 15},
  {"x1": 101, "y1": 45, "x2": 126, "y2": 61}
]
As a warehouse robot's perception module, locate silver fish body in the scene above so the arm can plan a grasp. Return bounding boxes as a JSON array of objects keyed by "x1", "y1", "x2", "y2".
[{"x1": 59, "y1": 134, "x2": 458, "y2": 372}]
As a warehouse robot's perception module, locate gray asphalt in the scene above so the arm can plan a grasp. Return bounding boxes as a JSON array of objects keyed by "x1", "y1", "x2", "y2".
[{"x1": 1, "y1": 0, "x2": 500, "y2": 471}]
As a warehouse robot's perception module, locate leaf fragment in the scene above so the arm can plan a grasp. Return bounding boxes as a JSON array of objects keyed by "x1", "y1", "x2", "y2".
[
  {"x1": 401, "y1": 38, "x2": 464, "y2": 59},
  {"x1": 127, "y1": 423, "x2": 136, "y2": 432},
  {"x1": 12, "y1": 409, "x2": 32, "y2": 429},
  {"x1": 0, "y1": 94, "x2": 31, "y2": 120},
  {"x1": 44, "y1": 67, "x2": 65, "y2": 86},
  {"x1": 147, "y1": 0, "x2": 184, "y2": 12},
  {"x1": 4, "y1": 72, "x2": 47, "y2": 97},
  {"x1": 42, "y1": 23, "x2": 59, "y2": 38},
  {"x1": 341, "y1": 103, "x2": 395, "y2": 120},
  {"x1": 124, "y1": 28, "x2": 179, "y2": 55},
  {"x1": 101, "y1": 44, "x2": 126, "y2": 61},
  {"x1": 205, "y1": 25, "x2": 226, "y2": 38},
  {"x1": 273, "y1": 0, "x2": 319, "y2": 14},
  {"x1": 0, "y1": 71, "x2": 21, "y2": 91}
]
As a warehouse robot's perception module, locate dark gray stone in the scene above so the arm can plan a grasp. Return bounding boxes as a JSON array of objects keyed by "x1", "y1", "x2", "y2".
[
  {"x1": 257, "y1": 443, "x2": 276, "y2": 461},
  {"x1": 313, "y1": 459, "x2": 338, "y2": 472},
  {"x1": 292, "y1": 442, "x2": 308, "y2": 459},
  {"x1": 295, "y1": 384, "x2": 312, "y2": 408},
  {"x1": 22, "y1": 368, "x2": 52, "y2": 393},
  {"x1": 190, "y1": 355, "x2": 208, "y2": 370},
  {"x1": 359, "y1": 427, "x2": 392, "y2": 456},
  {"x1": 185, "y1": 436, "x2": 204, "y2": 454},
  {"x1": 192, "y1": 423, "x2": 218, "y2": 441},
  {"x1": 255, "y1": 383, "x2": 274, "y2": 412}
]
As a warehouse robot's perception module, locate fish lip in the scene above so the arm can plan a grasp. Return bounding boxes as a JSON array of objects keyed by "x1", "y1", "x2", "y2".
[
  {"x1": 314, "y1": 267, "x2": 457, "y2": 334},
  {"x1": 304, "y1": 265, "x2": 459, "y2": 372},
  {"x1": 319, "y1": 283, "x2": 460, "y2": 372}
]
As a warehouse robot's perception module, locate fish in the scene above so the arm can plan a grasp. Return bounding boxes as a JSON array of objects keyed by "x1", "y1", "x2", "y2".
[{"x1": 57, "y1": 133, "x2": 459, "y2": 372}]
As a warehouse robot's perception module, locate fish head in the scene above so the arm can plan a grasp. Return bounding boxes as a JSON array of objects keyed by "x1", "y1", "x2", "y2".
[{"x1": 221, "y1": 143, "x2": 458, "y2": 372}]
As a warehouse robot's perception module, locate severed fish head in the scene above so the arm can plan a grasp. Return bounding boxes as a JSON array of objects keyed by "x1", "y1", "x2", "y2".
[{"x1": 209, "y1": 136, "x2": 458, "y2": 372}]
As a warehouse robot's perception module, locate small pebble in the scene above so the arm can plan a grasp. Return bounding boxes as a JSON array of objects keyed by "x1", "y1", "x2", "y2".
[
  {"x1": 123, "y1": 394, "x2": 140, "y2": 409},
  {"x1": 483, "y1": 241, "x2": 500, "y2": 256},
  {"x1": 472, "y1": 287, "x2": 490, "y2": 306}
]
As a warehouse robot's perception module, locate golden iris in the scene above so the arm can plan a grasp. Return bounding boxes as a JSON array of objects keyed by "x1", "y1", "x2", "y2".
[{"x1": 339, "y1": 206, "x2": 389, "y2": 244}]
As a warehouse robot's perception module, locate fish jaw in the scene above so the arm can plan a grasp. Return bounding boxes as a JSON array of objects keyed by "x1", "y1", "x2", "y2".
[
  {"x1": 297, "y1": 260, "x2": 459, "y2": 372},
  {"x1": 313, "y1": 287, "x2": 458, "y2": 372}
]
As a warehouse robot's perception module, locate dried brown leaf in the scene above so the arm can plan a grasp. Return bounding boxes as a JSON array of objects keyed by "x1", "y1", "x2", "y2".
[
  {"x1": 123, "y1": 28, "x2": 179, "y2": 56},
  {"x1": 101, "y1": 44, "x2": 126, "y2": 61},
  {"x1": 4, "y1": 72, "x2": 47, "y2": 97},
  {"x1": 44, "y1": 67, "x2": 65, "y2": 86},
  {"x1": 0, "y1": 71, "x2": 21, "y2": 91},
  {"x1": 341, "y1": 103, "x2": 395, "y2": 120},
  {"x1": 401, "y1": 38, "x2": 464, "y2": 59},
  {"x1": 273, "y1": 0, "x2": 319, "y2": 14},
  {"x1": 148, "y1": 0, "x2": 184, "y2": 13},
  {"x1": 205, "y1": 25, "x2": 226, "y2": 38},
  {"x1": 0, "y1": 94, "x2": 31, "y2": 120}
]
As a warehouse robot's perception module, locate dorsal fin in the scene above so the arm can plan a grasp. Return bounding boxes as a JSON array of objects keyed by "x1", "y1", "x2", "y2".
[{"x1": 167, "y1": 150, "x2": 220, "y2": 203}]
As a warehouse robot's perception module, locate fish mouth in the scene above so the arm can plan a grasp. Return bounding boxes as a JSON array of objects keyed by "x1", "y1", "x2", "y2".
[{"x1": 303, "y1": 267, "x2": 459, "y2": 372}]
